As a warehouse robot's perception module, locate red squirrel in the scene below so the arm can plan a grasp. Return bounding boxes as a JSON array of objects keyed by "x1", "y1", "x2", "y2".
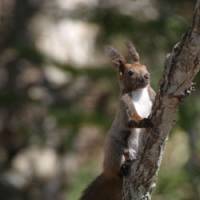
[{"x1": 79, "y1": 42, "x2": 155, "y2": 200}]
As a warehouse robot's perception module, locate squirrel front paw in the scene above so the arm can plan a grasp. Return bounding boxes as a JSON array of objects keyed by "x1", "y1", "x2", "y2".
[
  {"x1": 127, "y1": 119, "x2": 138, "y2": 128},
  {"x1": 128, "y1": 118, "x2": 153, "y2": 128},
  {"x1": 140, "y1": 118, "x2": 153, "y2": 128}
]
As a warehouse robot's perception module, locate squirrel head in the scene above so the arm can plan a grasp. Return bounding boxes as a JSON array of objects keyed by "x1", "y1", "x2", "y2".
[{"x1": 107, "y1": 42, "x2": 150, "y2": 93}]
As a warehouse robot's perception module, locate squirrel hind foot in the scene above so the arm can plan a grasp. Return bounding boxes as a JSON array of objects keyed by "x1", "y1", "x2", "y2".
[
  {"x1": 120, "y1": 149, "x2": 137, "y2": 177},
  {"x1": 120, "y1": 160, "x2": 133, "y2": 177}
]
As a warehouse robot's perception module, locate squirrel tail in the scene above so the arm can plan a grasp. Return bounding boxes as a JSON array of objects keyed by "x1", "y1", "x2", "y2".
[{"x1": 79, "y1": 173, "x2": 122, "y2": 200}]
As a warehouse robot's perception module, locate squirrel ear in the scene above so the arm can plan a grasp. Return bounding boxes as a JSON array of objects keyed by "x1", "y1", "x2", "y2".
[
  {"x1": 105, "y1": 46, "x2": 126, "y2": 70},
  {"x1": 126, "y1": 41, "x2": 140, "y2": 63}
]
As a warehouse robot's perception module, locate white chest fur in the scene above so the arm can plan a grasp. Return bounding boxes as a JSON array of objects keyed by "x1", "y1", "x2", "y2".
[{"x1": 131, "y1": 87, "x2": 152, "y2": 118}]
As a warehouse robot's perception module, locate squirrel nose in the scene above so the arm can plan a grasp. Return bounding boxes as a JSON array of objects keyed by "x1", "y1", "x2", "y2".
[{"x1": 139, "y1": 77, "x2": 145, "y2": 83}]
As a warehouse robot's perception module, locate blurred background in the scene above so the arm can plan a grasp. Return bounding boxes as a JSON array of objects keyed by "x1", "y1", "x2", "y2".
[{"x1": 0, "y1": 0, "x2": 200, "y2": 199}]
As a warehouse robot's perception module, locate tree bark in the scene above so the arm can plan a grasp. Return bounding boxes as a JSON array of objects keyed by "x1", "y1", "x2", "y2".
[{"x1": 122, "y1": 0, "x2": 200, "y2": 199}]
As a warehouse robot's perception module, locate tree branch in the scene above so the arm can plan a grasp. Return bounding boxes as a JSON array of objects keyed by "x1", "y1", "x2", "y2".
[{"x1": 122, "y1": 0, "x2": 200, "y2": 199}]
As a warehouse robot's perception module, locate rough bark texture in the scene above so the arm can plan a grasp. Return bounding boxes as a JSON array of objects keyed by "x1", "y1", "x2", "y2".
[{"x1": 122, "y1": 1, "x2": 200, "y2": 199}]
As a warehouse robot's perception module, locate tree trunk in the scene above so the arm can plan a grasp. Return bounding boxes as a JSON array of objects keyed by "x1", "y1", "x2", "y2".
[{"x1": 122, "y1": 0, "x2": 200, "y2": 199}]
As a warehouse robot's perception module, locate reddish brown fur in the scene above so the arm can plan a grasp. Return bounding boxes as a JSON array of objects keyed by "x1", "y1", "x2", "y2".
[
  {"x1": 80, "y1": 174, "x2": 122, "y2": 200},
  {"x1": 131, "y1": 112, "x2": 143, "y2": 122}
]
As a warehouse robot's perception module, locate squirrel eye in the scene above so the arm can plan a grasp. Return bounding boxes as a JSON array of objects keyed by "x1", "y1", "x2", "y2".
[{"x1": 128, "y1": 70, "x2": 134, "y2": 76}]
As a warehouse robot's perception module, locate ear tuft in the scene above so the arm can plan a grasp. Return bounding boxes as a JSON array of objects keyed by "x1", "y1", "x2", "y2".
[
  {"x1": 105, "y1": 46, "x2": 126, "y2": 68},
  {"x1": 126, "y1": 41, "x2": 140, "y2": 63}
]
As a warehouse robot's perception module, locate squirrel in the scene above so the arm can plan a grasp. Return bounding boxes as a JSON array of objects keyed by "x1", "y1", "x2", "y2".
[{"x1": 79, "y1": 42, "x2": 155, "y2": 200}]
